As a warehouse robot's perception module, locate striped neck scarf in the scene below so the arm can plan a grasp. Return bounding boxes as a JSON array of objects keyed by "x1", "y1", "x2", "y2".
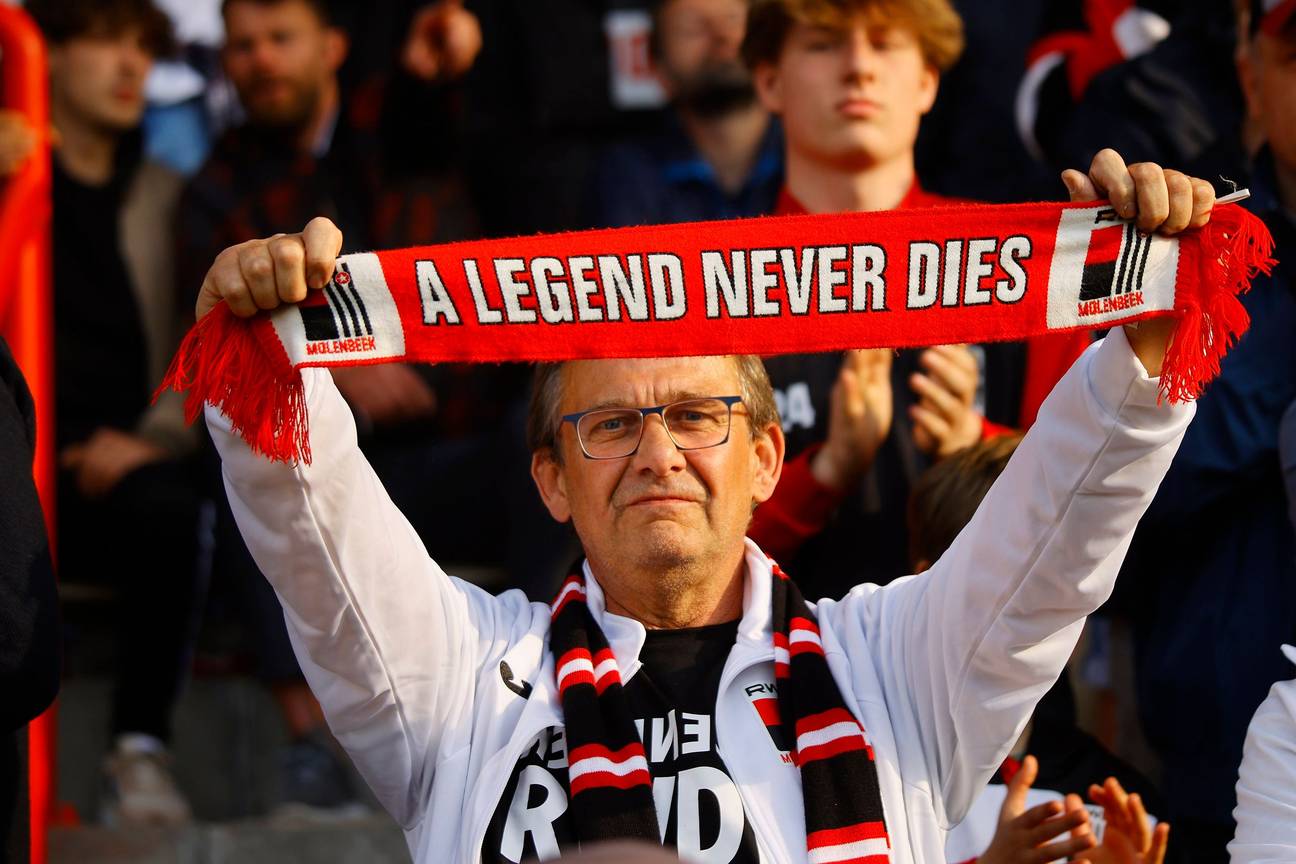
[{"x1": 548, "y1": 560, "x2": 891, "y2": 862}]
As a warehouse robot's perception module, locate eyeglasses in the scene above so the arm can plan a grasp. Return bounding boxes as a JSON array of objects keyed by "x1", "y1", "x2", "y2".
[{"x1": 561, "y1": 396, "x2": 744, "y2": 460}]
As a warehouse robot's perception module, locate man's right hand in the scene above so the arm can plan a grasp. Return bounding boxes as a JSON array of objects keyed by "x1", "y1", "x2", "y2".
[{"x1": 196, "y1": 217, "x2": 343, "y2": 321}]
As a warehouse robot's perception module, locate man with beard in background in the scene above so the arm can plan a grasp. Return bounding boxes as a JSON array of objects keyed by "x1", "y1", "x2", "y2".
[
  {"x1": 599, "y1": 0, "x2": 783, "y2": 226},
  {"x1": 178, "y1": 0, "x2": 499, "y2": 816}
]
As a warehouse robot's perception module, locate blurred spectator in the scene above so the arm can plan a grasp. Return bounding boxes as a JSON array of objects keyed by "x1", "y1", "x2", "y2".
[
  {"x1": 913, "y1": 0, "x2": 1058, "y2": 203},
  {"x1": 1017, "y1": 0, "x2": 1246, "y2": 188},
  {"x1": 178, "y1": 0, "x2": 528, "y2": 813},
  {"x1": 1115, "y1": 1, "x2": 1296, "y2": 858},
  {"x1": 140, "y1": 0, "x2": 228, "y2": 176},
  {"x1": 738, "y1": 0, "x2": 1091, "y2": 598},
  {"x1": 26, "y1": 0, "x2": 207, "y2": 826},
  {"x1": 0, "y1": 335, "x2": 59, "y2": 864},
  {"x1": 464, "y1": 0, "x2": 667, "y2": 235},
  {"x1": 179, "y1": 0, "x2": 479, "y2": 287},
  {"x1": 599, "y1": 0, "x2": 782, "y2": 227},
  {"x1": 902, "y1": 435, "x2": 1169, "y2": 861},
  {"x1": 1230, "y1": 644, "x2": 1296, "y2": 861},
  {"x1": 1231, "y1": 281, "x2": 1296, "y2": 861}
]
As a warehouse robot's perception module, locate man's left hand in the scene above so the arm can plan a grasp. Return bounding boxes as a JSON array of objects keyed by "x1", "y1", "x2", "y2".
[
  {"x1": 1061, "y1": 149, "x2": 1216, "y2": 377},
  {"x1": 60, "y1": 427, "x2": 168, "y2": 499}
]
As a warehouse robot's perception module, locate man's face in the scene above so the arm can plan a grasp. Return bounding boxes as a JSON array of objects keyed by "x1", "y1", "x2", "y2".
[
  {"x1": 48, "y1": 27, "x2": 154, "y2": 133},
  {"x1": 754, "y1": 16, "x2": 937, "y2": 170},
  {"x1": 655, "y1": 0, "x2": 755, "y2": 116},
  {"x1": 1242, "y1": 27, "x2": 1296, "y2": 175},
  {"x1": 531, "y1": 357, "x2": 782, "y2": 577},
  {"x1": 222, "y1": 0, "x2": 346, "y2": 129}
]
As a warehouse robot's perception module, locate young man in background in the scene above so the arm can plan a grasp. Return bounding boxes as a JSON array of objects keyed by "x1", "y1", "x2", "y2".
[{"x1": 742, "y1": 0, "x2": 1094, "y2": 598}]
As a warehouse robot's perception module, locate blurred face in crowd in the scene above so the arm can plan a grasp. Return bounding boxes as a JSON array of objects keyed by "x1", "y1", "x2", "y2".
[
  {"x1": 1241, "y1": 22, "x2": 1296, "y2": 175},
  {"x1": 655, "y1": 0, "x2": 756, "y2": 117},
  {"x1": 531, "y1": 357, "x2": 782, "y2": 583},
  {"x1": 752, "y1": 14, "x2": 937, "y2": 170},
  {"x1": 222, "y1": 0, "x2": 347, "y2": 130},
  {"x1": 47, "y1": 25, "x2": 154, "y2": 133}
]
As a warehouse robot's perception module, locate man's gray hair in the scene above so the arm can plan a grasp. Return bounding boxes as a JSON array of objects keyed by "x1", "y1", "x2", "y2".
[{"x1": 525, "y1": 356, "x2": 781, "y2": 457}]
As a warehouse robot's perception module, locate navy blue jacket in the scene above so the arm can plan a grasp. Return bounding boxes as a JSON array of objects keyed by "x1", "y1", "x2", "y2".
[
  {"x1": 1122, "y1": 150, "x2": 1296, "y2": 827},
  {"x1": 598, "y1": 117, "x2": 783, "y2": 228}
]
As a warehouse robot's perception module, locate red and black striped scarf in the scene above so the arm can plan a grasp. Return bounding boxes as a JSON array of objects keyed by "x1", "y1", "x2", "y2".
[{"x1": 549, "y1": 560, "x2": 891, "y2": 862}]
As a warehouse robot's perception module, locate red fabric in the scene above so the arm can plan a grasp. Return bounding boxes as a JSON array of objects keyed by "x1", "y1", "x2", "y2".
[
  {"x1": 749, "y1": 445, "x2": 850, "y2": 563},
  {"x1": 161, "y1": 200, "x2": 1272, "y2": 463},
  {"x1": 980, "y1": 331, "x2": 1094, "y2": 439},
  {"x1": 1261, "y1": 0, "x2": 1296, "y2": 34},
  {"x1": 773, "y1": 184, "x2": 962, "y2": 216},
  {"x1": 1025, "y1": 0, "x2": 1136, "y2": 100},
  {"x1": 1018, "y1": 331, "x2": 1095, "y2": 428}
]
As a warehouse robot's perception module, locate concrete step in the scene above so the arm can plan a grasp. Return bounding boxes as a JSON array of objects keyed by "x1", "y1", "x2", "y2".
[
  {"x1": 55, "y1": 676, "x2": 413, "y2": 860},
  {"x1": 50, "y1": 817, "x2": 409, "y2": 864}
]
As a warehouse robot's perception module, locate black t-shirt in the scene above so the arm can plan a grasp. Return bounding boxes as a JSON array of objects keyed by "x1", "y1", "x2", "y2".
[
  {"x1": 51, "y1": 157, "x2": 150, "y2": 449},
  {"x1": 482, "y1": 621, "x2": 761, "y2": 863}
]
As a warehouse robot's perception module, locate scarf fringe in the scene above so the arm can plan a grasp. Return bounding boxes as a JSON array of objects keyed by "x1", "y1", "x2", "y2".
[
  {"x1": 155, "y1": 304, "x2": 311, "y2": 464},
  {"x1": 1159, "y1": 206, "x2": 1275, "y2": 403}
]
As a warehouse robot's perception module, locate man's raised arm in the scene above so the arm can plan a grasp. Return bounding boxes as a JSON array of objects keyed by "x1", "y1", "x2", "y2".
[
  {"x1": 201, "y1": 219, "x2": 532, "y2": 827},
  {"x1": 823, "y1": 151, "x2": 1212, "y2": 827}
]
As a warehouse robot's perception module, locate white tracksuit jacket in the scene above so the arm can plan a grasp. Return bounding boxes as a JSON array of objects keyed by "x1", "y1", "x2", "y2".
[
  {"x1": 208, "y1": 329, "x2": 1192, "y2": 863},
  {"x1": 1230, "y1": 644, "x2": 1296, "y2": 862}
]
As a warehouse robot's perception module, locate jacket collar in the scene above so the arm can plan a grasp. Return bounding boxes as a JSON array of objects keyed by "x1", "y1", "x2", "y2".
[{"x1": 581, "y1": 537, "x2": 777, "y2": 680}]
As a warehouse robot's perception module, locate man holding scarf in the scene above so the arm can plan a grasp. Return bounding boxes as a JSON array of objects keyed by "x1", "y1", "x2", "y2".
[{"x1": 188, "y1": 140, "x2": 1215, "y2": 863}]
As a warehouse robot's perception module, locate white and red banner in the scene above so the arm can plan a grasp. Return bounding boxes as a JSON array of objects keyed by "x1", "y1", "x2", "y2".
[{"x1": 160, "y1": 199, "x2": 1274, "y2": 463}]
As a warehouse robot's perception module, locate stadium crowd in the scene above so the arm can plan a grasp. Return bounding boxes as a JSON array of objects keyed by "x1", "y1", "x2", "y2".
[{"x1": 1, "y1": 0, "x2": 1294, "y2": 861}]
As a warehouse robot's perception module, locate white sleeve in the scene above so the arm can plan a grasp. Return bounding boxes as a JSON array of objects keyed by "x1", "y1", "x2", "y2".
[
  {"x1": 206, "y1": 367, "x2": 527, "y2": 828},
  {"x1": 829, "y1": 328, "x2": 1194, "y2": 826},
  {"x1": 1230, "y1": 646, "x2": 1296, "y2": 863}
]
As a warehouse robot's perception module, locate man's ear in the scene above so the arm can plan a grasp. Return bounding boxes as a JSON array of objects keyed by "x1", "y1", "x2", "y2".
[
  {"x1": 1237, "y1": 44, "x2": 1260, "y2": 121},
  {"x1": 917, "y1": 64, "x2": 940, "y2": 116},
  {"x1": 531, "y1": 449, "x2": 572, "y2": 523},
  {"x1": 324, "y1": 26, "x2": 350, "y2": 73},
  {"x1": 46, "y1": 45, "x2": 64, "y2": 83},
  {"x1": 751, "y1": 421, "x2": 785, "y2": 506},
  {"x1": 752, "y1": 61, "x2": 784, "y2": 114},
  {"x1": 649, "y1": 47, "x2": 677, "y2": 97}
]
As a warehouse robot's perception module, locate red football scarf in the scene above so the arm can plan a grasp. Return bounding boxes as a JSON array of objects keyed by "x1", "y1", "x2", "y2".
[
  {"x1": 160, "y1": 199, "x2": 1275, "y2": 464},
  {"x1": 549, "y1": 557, "x2": 892, "y2": 861}
]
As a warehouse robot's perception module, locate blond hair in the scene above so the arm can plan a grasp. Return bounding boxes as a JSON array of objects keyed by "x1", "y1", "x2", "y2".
[{"x1": 742, "y1": 0, "x2": 965, "y2": 72}]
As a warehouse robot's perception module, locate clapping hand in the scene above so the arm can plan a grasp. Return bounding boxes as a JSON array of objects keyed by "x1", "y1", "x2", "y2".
[
  {"x1": 1069, "y1": 778, "x2": 1170, "y2": 864},
  {"x1": 909, "y1": 344, "x2": 983, "y2": 458},
  {"x1": 810, "y1": 349, "x2": 893, "y2": 490},
  {"x1": 977, "y1": 755, "x2": 1096, "y2": 864}
]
